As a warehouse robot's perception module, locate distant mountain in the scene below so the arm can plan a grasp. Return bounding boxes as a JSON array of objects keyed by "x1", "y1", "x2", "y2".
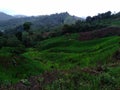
[
  {"x1": 0, "y1": 12, "x2": 82, "y2": 32},
  {"x1": 14, "y1": 15, "x2": 27, "y2": 18},
  {"x1": 0, "y1": 12, "x2": 14, "y2": 21}
]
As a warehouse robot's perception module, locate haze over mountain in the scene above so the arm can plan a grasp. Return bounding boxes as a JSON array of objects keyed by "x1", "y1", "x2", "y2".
[
  {"x1": 0, "y1": 12, "x2": 28, "y2": 21},
  {"x1": 0, "y1": 12, "x2": 14, "y2": 21},
  {"x1": 0, "y1": 12, "x2": 82, "y2": 32},
  {"x1": 13, "y1": 15, "x2": 27, "y2": 18}
]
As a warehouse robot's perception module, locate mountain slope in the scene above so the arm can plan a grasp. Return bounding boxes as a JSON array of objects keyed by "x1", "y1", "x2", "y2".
[
  {"x1": 0, "y1": 12, "x2": 82, "y2": 31},
  {"x1": 0, "y1": 12, "x2": 13, "y2": 21},
  {"x1": 13, "y1": 15, "x2": 27, "y2": 18}
]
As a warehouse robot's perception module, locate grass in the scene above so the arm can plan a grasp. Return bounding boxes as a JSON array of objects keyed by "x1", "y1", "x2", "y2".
[
  {"x1": 24, "y1": 34, "x2": 120, "y2": 89},
  {"x1": 23, "y1": 35, "x2": 120, "y2": 69},
  {"x1": 0, "y1": 33, "x2": 120, "y2": 89},
  {"x1": 0, "y1": 47, "x2": 45, "y2": 84}
]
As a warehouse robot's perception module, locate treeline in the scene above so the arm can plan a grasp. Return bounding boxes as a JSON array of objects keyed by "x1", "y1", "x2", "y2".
[
  {"x1": 61, "y1": 11, "x2": 120, "y2": 34},
  {"x1": 61, "y1": 21, "x2": 106, "y2": 34},
  {"x1": 86, "y1": 11, "x2": 112, "y2": 22}
]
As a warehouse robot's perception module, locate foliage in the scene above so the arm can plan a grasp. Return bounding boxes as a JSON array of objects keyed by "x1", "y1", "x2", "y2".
[
  {"x1": 0, "y1": 11, "x2": 120, "y2": 89},
  {"x1": 23, "y1": 22, "x2": 32, "y2": 32}
]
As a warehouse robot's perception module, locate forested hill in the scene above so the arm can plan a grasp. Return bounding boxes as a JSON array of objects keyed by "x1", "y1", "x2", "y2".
[
  {"x1": 0, "y1": 12, "x2": 82, "y2": 31},
  {"x1": 0, "y1": 12, "x2": 14, "y2": 21}
]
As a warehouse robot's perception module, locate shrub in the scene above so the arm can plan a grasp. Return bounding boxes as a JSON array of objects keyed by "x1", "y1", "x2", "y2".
[{"x1": 100, "y1": 73, "x2": 116, "y2": 86}]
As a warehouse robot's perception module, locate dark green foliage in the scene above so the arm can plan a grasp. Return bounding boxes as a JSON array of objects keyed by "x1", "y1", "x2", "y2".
[
  {"x1": 22, "y1": 36, "x2": 31, "y2": 47},
  {"x1": 62, "y1": 24, "x2": 70, "y2": 34},
  {"x1": 23, "y1": 22, "x2": 32, "y2": 32},
  {"x1": 0, "y1": 37, "x2": 6, "y2": 48},
  {"x1": 15, "y1": 31, "x2": 22, "y2": 41},
  {"x1": 86, "y1": 16, "x2": 92, "y2": 22},
  {"x1": 0, "y1": 35, "x2": 22, "y2": 47},
  {"x1": 86, "y1": 11, "x2": 112, "y2": 22},
  {"x1": 61, "y1": 11, "x2": 114, "y2": 34},
  {"x1": 0, "y1": 31, "x2": 3, "y2": 36},
  {"x1": 100, "y1": 73, "x2": 116, "y2": 86},
  {"x1": 6, "y1": 36, "x2": 21, "y2": 47},
  {"x1": 61, "y1": 21, "x2": 107, "y2": 34}
]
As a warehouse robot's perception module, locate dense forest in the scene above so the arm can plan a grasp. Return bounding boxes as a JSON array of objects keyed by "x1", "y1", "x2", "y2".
[{"x1": 0, "y1": 11, "x2": 120, "y2": 90}]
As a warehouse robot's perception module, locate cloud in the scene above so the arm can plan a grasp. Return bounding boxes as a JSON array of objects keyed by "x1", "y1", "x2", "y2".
[{"x1": 0, "y1": 0, "x2": 119, "y2": 16}]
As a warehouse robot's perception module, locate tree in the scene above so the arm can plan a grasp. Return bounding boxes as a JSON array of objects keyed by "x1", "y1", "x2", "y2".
[
  {"x1": 86, "y1": 16, "x2": 92, "y2": 22},
  {"x1": 23, "y1": 22, "x2": 32, "y2": 32},
  {"x1": 61, "y1": 24, "x2": 76, "y2": 34},
  {"x1": 104, "y1": 11, "x2": 112, "y2": 18},
  {"x1": 15, "y1": 31, "x2": 22, "y2": 41},
  {"x1": 0, "y1": 31, "x2": 3, "y2": 36},
  {"x1": 23, "y1": 22, "x2": 33, "y2": 47},
  {"x1": 6, "y1": 36, "x2": 21, "y2": 47}
]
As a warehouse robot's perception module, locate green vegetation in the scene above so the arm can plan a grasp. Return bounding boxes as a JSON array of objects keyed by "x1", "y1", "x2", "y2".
[
  {"x1": 0, "y1": 33, "x2": 120, "y2": 89},
  {"x1": 0, "y1": 47, "x2": 45, "y2": 84},
  {"x1": 23, "y1": 34, "x2": 120, "y2": 89},
  {"x1": 0, "y1": 11, "x2": 120, "y2": 89}
]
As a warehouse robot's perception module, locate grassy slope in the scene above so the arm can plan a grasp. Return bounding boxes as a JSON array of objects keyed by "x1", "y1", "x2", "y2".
[
  {"x1": 0, "y1": 47, "x2": 45, "y2": 84},
  {"x1": 0, "y1": 33, "x2": 120, "y2": 89},
  {"x1": 24, "y1": 34, "x2": 119, "y2": 69},
  {"x1": 22, "y1": 34, "x2": 120, "y2": 89}
]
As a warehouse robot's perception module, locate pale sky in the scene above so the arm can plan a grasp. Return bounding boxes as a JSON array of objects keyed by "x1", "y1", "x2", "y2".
[{"x1": 0, "y1": 0, "x2": 120, "y2": 17}]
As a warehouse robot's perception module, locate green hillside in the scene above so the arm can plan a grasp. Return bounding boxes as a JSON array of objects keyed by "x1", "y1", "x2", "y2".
[
  {"x1": 24, "y1": 34, "x2": 119, "y2": 69},
  {"x1": 24, "y1": 34, "x2": 120, "y2": 90},
  {"x1": 0, "y1": 11, "x2": 120, "y2": 89},
  {"x1": 0, "y1": 33, "x2": 119, "y2": 89}
]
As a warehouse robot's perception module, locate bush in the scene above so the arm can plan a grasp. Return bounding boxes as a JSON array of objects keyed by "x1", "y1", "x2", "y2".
[
  {"x1": 6, "y1": 36, "x2": 22, "y2": 47},
  {"x1": 100, "y1": 73, "x2": 116, "y2": 86},
  {"x1": 0, "y1": 37, "x2": 7, "y2": 48}
]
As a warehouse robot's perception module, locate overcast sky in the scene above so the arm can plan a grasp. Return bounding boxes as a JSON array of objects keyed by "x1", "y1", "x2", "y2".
[{"x1": 0, "y1": 0, "x2": 120, "y2": 17}]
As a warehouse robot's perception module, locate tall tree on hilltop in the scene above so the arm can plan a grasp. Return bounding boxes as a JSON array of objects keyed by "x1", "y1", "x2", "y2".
[
  {"x1": 23, "y1": 22, "x2": 33, "y2": 47},
  {"x1": 23, "y1": 22, "x2": 32, "y2": 33}
]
